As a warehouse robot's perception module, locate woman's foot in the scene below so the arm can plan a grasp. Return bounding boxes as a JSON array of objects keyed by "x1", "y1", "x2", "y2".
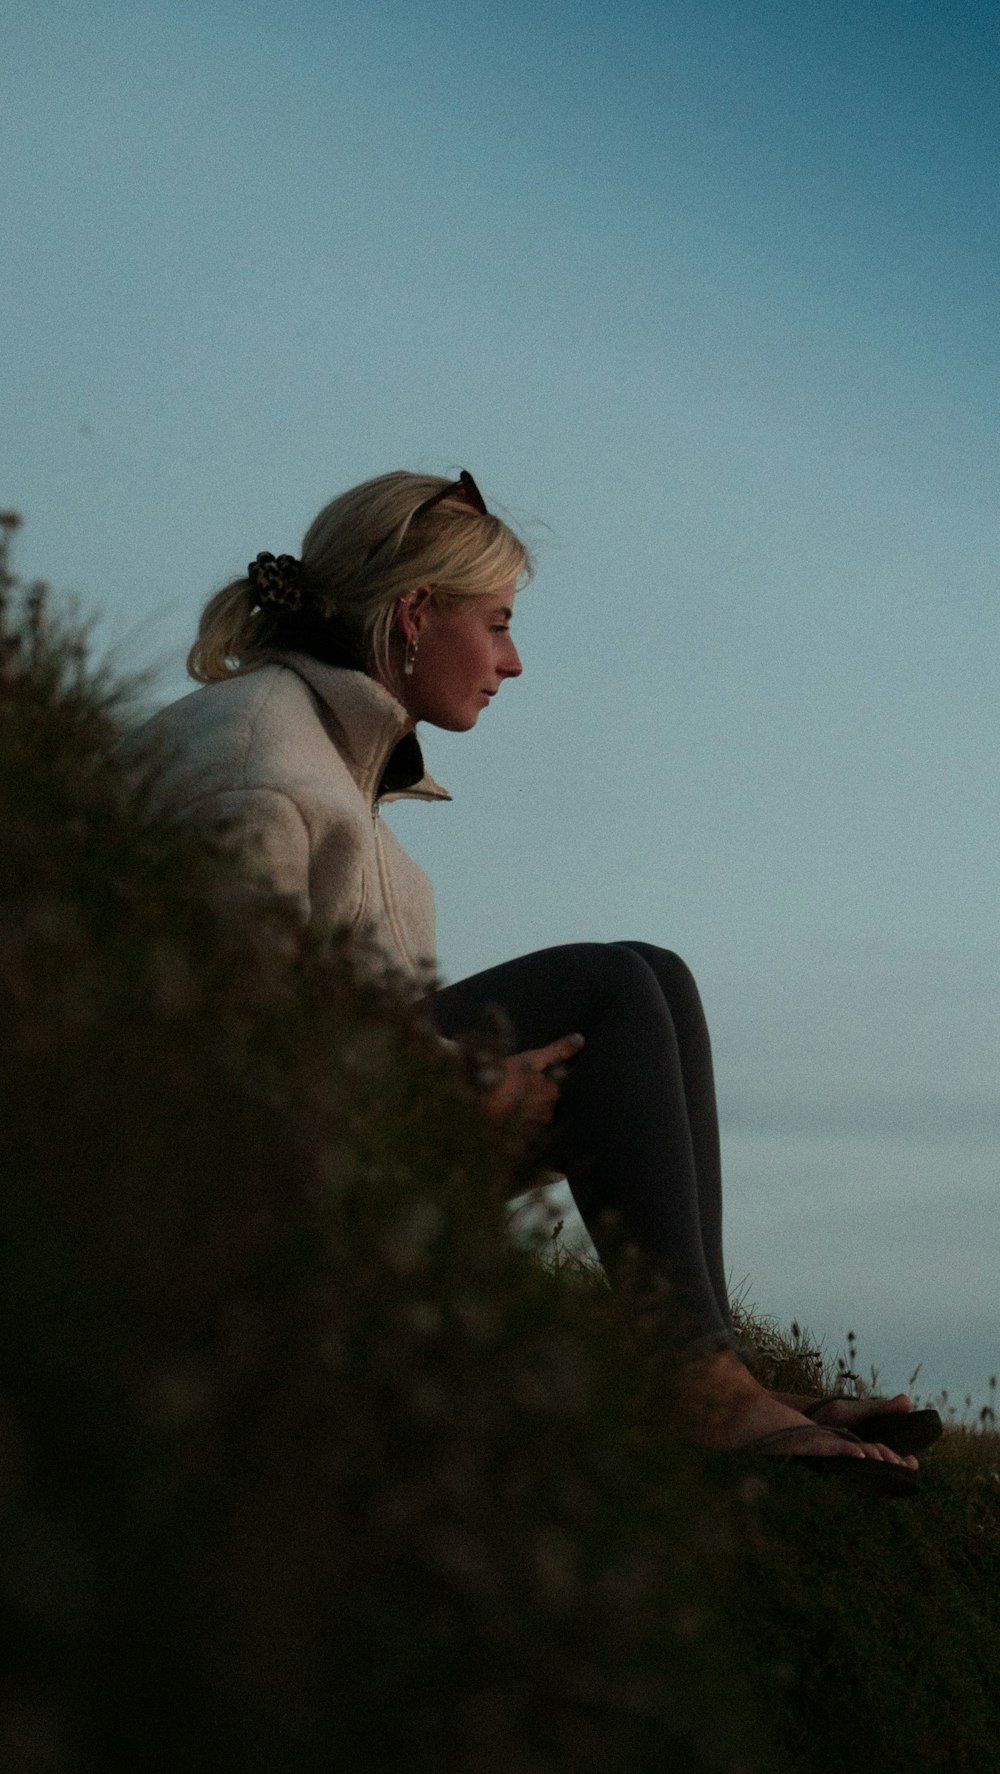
[
  {"x1": 668, "y1": 1352, "x2": 918, "y2": 1469},
  {"x1": 773, "y1": 1389, "x2": 941, "y2": 1456},
  {"x1": 773, "y1": 1389, "x2": 912, "y2": 1432}
]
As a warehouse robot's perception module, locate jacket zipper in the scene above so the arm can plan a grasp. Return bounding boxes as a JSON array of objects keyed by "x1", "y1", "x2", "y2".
[{"x1": 371, "y1": 798, "x2": 414, "y2": 969}]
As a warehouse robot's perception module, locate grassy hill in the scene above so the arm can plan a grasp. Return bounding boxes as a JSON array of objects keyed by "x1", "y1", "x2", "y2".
[{"x1": 2, "y1": 533, "x2": 999, "y2": 1773}]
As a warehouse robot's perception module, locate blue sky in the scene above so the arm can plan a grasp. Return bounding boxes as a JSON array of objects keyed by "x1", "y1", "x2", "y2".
[{"x1": 3, "y1": 0, "x2": 998, "y2": 1404}]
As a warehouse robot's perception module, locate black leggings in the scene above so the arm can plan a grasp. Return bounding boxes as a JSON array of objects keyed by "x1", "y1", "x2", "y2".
[{"x1": 431, "y1": 942, "x2": 734, "y2": 1352}]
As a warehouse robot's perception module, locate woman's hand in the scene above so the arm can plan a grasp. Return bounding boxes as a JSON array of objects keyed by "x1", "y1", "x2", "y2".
[{"x1": 480, "y1": 1032, "x2": 585, "y2": 1126}]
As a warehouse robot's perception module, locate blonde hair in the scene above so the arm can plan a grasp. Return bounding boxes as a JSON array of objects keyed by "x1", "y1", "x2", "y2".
[{"x1": 188, "y1": 470, "x2": 533, "y2": 686}]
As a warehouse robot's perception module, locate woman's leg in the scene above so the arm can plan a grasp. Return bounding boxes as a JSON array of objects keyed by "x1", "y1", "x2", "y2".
[
  {"x1": 611, "y1": 943, "x2": 730, "y2": 1332},
  {"x1": 432, "y1": 944, "x2": 919, "y2": 1469},
  {"x1": 431, "y1": 942, "x2": 733, "y2": 1351}
]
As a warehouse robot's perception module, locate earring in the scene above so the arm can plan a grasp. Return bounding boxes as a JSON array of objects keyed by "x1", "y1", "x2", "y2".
[{"x1": 404, "y1": 638, "x2": 418, "y2": 677}]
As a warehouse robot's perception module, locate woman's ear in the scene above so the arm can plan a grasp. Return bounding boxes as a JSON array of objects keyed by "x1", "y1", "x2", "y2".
[{"x1": 396, "y1": 585, "x2": 434, "y2": 645}]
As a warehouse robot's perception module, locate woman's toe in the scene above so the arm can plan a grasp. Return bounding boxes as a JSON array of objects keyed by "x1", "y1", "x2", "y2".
[
  {"x1": 813, "y1": 1393, "x2": 913, "y2": 1431},
  {"x1": 868, "y1": 1442, "x2": 918, "y2": 1468}
]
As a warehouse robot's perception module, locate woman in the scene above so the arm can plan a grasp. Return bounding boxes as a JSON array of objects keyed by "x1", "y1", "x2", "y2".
[{"x1": 141, "y1": 468, "x2": 933, "y2": 1491}]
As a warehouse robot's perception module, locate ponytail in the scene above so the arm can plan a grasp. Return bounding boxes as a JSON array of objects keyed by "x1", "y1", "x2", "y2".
[{"x1": 186, "y1": 578, "x2": 280, "y2": 683}]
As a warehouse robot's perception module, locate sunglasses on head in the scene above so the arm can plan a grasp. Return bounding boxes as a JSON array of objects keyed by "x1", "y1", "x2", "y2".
[
  {"x1": 411, "y1": 469, "x2": 488, "y2": 521},
  {"x1": 365, "y1": 470, "x2": 488, "y2": 565}
]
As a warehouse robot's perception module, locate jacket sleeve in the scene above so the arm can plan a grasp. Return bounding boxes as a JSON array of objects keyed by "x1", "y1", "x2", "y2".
[{"x1": 186, "y1": 786, "x2": 314, "y2": 924}]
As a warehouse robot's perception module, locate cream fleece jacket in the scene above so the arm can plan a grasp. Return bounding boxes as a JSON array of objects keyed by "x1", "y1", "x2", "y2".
[{"x1": 135, "y1": 653, "x2": 450, "y2": 986}]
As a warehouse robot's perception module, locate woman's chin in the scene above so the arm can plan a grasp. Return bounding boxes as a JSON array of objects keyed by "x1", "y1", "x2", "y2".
[{"x1": 425, "y1": 703, "x2": 482, "y2": 732}]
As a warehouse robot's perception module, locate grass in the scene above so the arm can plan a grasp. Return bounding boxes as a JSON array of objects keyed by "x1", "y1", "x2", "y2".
[
  {"x1": 725, "y1": 1292, "x2": 1000, "y2": 1773},
  {"x1": 729, "y1": 1429, "x2": 1000, "y2": 1772},
  {"x1": 2, "y1": 524, "x2": 999, "y2": 1774}
]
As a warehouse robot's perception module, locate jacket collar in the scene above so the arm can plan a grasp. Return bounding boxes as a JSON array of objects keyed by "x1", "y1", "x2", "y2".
[{"x1": 276, "y1": 652, "x2": 451, "y2": 806}]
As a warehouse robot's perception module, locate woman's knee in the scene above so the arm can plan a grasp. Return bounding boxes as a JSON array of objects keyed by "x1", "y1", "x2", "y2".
[
  {"x1": 613, "y1": 942, "x2": 711, "y2": 1032},
  {"x1": 526, "y1": 943, "x2": 674, "y2": 1027},
  {"x1": 614, "y1": 942, "x2": 698, "y2": 996},
  {"x1": 581, "y1": 941, "x2": 676, "y2": 1020}
]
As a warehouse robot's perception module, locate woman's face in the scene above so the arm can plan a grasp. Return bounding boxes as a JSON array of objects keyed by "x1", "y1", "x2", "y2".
[{"x1": 400, "y1": 585, "x2": 523, "y2": 731}]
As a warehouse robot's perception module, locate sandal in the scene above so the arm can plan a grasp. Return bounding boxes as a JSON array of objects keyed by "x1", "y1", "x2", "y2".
[
  {"x1": 802, "y1": 1397, "x2": 942, "y2": 1456},
  {"x1": 743, "y1": 1424, "x2": 920, "y2": 1497}
]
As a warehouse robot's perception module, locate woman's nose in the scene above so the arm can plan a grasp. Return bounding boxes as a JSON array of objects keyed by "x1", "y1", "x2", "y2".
[{"x1": 502, "y1": 640, "x2": 523, "y2": 678}]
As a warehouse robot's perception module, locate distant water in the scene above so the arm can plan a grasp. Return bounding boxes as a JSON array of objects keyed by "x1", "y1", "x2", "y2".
[
  {"x1": 722, "y1": 1121, "x2": 998, "y2": 1411},
  {"x1": 511, "y1": 1110, "x2": 998, "y2": 1414},
  {"x1": 711, "y1": 950, "x2": 998, "y2": 1411}
]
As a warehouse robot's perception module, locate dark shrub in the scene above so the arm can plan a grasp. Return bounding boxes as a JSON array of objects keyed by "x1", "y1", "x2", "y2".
[{"x1": 0, "y1": 561, "x2": 759, "y2": 1773}]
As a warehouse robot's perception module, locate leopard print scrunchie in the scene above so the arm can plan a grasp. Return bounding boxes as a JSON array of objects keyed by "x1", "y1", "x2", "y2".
[{"x1": 248, "y1": 551, "x2": 303, "y2": 612}]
